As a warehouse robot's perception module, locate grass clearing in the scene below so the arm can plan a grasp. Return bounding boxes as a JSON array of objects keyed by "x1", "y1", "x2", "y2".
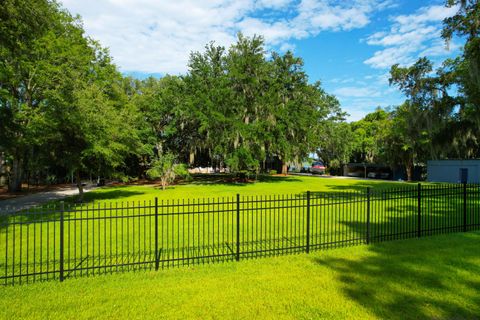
[
  {"x1": 2, "y1": 175, "x2": 478, "y2": 284},
  {"x1": 1, "y1": 231, "x2": 479, "y2": 319},
  {"x1": 75, "y1": 174, "x2": 405, "y2": 204}
]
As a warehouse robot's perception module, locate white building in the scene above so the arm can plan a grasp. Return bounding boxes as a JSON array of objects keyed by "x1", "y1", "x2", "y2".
[{"x1": 427, "y1": 160, "x2": 480, "y2": 183}]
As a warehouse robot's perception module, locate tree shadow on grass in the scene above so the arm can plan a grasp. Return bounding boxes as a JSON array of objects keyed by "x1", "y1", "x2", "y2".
[
  {"x1": 323, "y1": 182, "x2": 417, "y2": 193},
  {"x1": 68, "y1": 189, "x2": 146, "y2": 203},
  {"x1": 313, "y1": 232, "x2": 480, "y2": 319},
  {"x1": 0, "y1": 189, "x2": 147, "y2": 230},
  {"x1": 176, "y1": 174, "x2": 302, "y2": 187}
]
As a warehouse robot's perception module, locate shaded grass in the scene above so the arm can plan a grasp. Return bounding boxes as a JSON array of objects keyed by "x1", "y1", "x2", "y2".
[{"x1": 1, "y1": 232, "x2": 479, "y2": 319}]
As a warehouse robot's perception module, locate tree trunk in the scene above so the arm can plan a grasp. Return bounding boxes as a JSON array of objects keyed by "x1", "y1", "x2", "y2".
[
  {"x1": 281, "y1": 164, "x2": 288, "y2": 175},
  {"x1": 189, "y1": 152, "x2": 195, "y2": 165},
  {"x1": 8, "y1": 157, "x2": 23, "y2": 192},
  {"x1": 405, "y1": 167, "x2": 413, "y2": 181},
  {"x1": 76, "y1": 170, "x2": 84, "y2": 201},
  {"x1": 405, "y1": 162, "x2": 413, "y2": 182}
]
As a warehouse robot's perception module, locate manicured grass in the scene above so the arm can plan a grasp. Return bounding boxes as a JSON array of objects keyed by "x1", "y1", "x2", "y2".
[
  {"x1": 75, "y1": 174, "x2": 405, "y2": 204},
  {"x1": 1, "y1": 231, "x2": 479, "y2": 319},
  {"x1": 2, "y1": 175, "x2": 478, "y2": 284}
]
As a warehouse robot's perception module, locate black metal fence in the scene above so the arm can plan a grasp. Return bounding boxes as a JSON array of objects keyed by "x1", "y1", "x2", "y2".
[{"x1": 1, "y1": 183, "x2": 480, "y2": 285}]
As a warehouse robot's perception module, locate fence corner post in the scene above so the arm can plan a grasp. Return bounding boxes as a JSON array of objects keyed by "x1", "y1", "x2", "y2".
[
  {"x1": 366, "y1": 187, "x2": 371, "y2": 245},
  {"x1": 155, "y1": 197, "x2": 159, "y2": 271},
  {"x1": 236, "y1": 194, "x2": 240, "y2": 261},
  {"x1": 417, "y1": 183, "x2": 421, "y2": 238},
  {"x1": 306, "y1": 191, "x2": 311, "y2": 253},
  {"x1": 463, "y1": 182, "x2": 467, "y2": 232},
  {"x1": 59, "y1": 201, "x2": 65, "y2": 282}
]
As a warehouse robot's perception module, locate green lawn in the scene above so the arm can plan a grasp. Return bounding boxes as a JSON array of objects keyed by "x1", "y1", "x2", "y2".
[
  {"x1": 2, "y1": 175, "x2": 478, "y2": 285},
  {"x1": 1, "y1": 231, "x2": 479, "y2": 319},
  {"x1": 76, "y1": 174, "x2": 404, "y2": 203}
]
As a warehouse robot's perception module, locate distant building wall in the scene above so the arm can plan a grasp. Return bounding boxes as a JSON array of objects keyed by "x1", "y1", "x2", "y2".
[{"x1": 427, "y1": 160, "x2": 480, "y2": 183}]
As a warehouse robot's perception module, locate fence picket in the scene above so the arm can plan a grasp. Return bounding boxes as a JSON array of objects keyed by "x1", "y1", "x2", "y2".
[{"x1": 1, "y1": 183, "x2": 479, "y2": 285}]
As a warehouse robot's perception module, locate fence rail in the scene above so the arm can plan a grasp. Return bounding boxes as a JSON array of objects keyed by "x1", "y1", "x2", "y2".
[{"x1": 1, "y1": 183, "x2": 480, "y2": 285}]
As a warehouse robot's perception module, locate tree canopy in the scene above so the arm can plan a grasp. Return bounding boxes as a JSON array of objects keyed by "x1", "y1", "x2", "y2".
[
  {"x1": 1, "y1": 0, "x2": 479, "y2": 189},
  {"x1": 0, "y1": 0, "x2": 342, "y2": 194}
]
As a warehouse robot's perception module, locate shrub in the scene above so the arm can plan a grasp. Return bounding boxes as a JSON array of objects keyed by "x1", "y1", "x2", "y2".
[
  {"x1": 111, "y1": 172, "x2": 133, "y2": 183},
  {"x1": 174, "y1": 163, "x2": 192, "y2": 182},
  {"x1": 146, "y1": 153, "x2": 176, "y2": 190},
  {"x1": 46, "y1": 175, "x2": 57, "y2": 185},
  {"x1": 146, "y1": 153, "x2": 192, "y2": 189},
  {"x1": 269, "y1": 170, "x2": 277, "y2": 175}
]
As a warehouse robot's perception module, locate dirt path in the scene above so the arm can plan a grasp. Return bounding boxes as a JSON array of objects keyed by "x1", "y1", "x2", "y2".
[{"x1": 0, "y1": 185, "x2": 97, "y2": 212}]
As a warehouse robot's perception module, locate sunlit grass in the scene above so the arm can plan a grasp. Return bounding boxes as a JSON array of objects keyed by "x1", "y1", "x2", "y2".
[
  {"x1": 75, "y1": 174, "x2": 404, "y2": 204},
  {"x1": 2, "y1": 176, "x2": 478, "y2": 285},
  {"x1": 1, "y1": 232, "x2": 479, "y2": 319}
]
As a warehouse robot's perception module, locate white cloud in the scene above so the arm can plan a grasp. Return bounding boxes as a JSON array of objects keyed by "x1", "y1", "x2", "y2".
[
  {"x1": 329, "y1": 77, "x2": 355, "y2": 84},
  {"x1": 256, "y1": 0, "x2": 291, "y2": 10},
  {"x1": 333, "y1": 86, "x2": 381, "y2": 98},
  {"x1": 326, "y1": 70, "x2": 403, "y2": 121},
  {"x1": 393, "y1": 5, "x2": 458, "y2": 32},
  {"x1": 364, "y1": 4, "x2": 459, "y2": 69},
  {"x1": 341, "y1": 96, "x2": 402, "y2": 121},
  {"x1": 61, "y1": 0, "x2": 391, "y2": 74}
]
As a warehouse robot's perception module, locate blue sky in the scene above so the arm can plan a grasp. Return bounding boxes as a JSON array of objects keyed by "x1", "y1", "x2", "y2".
[{"x1": 61, "y1": 0, "x2": 462, "y2": 121}]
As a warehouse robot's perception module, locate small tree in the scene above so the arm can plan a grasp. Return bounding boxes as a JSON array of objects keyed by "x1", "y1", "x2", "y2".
[{"x1": 146, "y1": 153, "x2": 191, "y2": 190}]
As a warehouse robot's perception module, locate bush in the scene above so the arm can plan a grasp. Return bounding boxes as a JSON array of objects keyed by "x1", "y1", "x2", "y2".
[
  {"x1": 146, "y1": 153, "x2": 192, "y2": 189},
  {"x1": 174, "y1": 164, "x2": 192, "y2": 182},
  {"x1": 269, "y1": 170, "x2": 277, "y2": 175},
  {"x1": 236, "y1": 170, "x2": 249, "y2": 181},
  {"x1": 146, "y1": 153, "x2": 176, "y2": 190},
  {"x1": 329, "y1": 159, "x2": 340, "y2": 170},
  {"x1": 225, "y1": 147, "x2": 260, "y2": 173},
  {"x1": 46, "y1": 175, "x2": 57, "y2": 185},
  {"x1": 110, "y1": 172, "x2": 134, "y2": 183}
]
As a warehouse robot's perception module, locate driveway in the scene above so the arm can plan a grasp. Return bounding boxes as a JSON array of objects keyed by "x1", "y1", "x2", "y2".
[{"x1": 0, "y1": 185, "x2": 96, "y2": 213}]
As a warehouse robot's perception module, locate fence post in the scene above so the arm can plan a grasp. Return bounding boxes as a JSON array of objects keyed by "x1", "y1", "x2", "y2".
[
  {"x1": 59, "y1": 201, "x2": 65, "y2": 282},
  {"x1": 236, "y1": 194, "x2": 240, "y2": 261},
  {"x1": 463, "y1": 183, "x2": 467, "y2": 232},
  {"x1": 417, "y1": 183, "x2": 421, "y2": 238},
  {"x1": 155, "y1": 197, "x2": 159, "y2": 271},
  {"x1": 306, "y1": 191, "x2": 311, "y2": 253},
  {"x1": 366, "y1": 187, "x2": 371, "y2": 245}
]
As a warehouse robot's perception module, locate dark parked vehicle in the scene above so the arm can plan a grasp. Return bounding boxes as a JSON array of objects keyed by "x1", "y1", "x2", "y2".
[{"x1": 310, "y1": 161, "x2": 326, "y2": 174}]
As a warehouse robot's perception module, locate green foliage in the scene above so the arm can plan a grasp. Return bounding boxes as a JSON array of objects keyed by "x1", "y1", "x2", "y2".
[
  {"x1": 269, "y1": 170, "x2": 277, "y2": 175},
  {"x1": 350, "y1": 108, "x2": 390, "y2": 164},
  {"x1": 0, "y1": 0, "x2": 72, "y2": 191},
  {"x1": 440, "y1": 0, "x2": 480, "y2": 157},
  {"x1": 111, "y1": 172, "x2": 134, "y2": 184},
  {"x1": 337, "y1": 2, "x2": 480, "y2": 180},
  {"x1": 378, "y1": 1, "x2": 480, "y2": 178},
  {"x1": 146, "y1": 153, "x2": 176, "y2": 190},
  {"x1": 8, "y1": 0, "x2": 480, "y2": 191},
  {"x1": 0, "y1": 1, "x2": 345, "y2": 190},
  {"x1": 388, "y1": 56, "x2": 457, "y2": 180},
  {"x1": 0, "y1": 0, "x2": 139, "y2": 196},
  {"x1": 329, "y1": 159, "x2": 341, "y2": 170},
  {"x1": 317, "y1": 120, "x2": 354, "y2": 168},
  {"x1": 145, "y1": 153, "x2": 191, "y2": 188},
  {"x1": 225, "y1": 147, "x2": 259, "y2": 173},
  {"x1": 178, "y1": 34, "x2": 341, "y2": 174},
  {"x1": 173, "y1": 163, "x2": 192, "y2": 182}
]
